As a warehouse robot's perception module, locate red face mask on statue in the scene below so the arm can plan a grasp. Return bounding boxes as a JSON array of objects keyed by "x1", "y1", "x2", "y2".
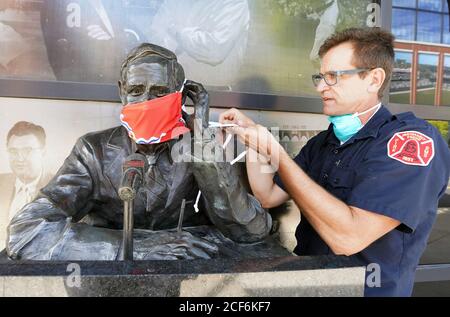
[{"x1": 120, "y1": 82, "x2": 190, "y2": 144}]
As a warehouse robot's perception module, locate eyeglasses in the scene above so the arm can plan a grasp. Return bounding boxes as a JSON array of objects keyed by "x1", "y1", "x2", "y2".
[
  {"x1": 7, "y1": 147, "x2": 43, "y2": 158},
  {"x1": 312, "y1": 68, "x2": 371, "y2": 87}
]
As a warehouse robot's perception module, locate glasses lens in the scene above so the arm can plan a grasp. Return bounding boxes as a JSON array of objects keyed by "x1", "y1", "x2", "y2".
[{"x1": 324, "y1": 72, "x2": 337, "y2": 86}]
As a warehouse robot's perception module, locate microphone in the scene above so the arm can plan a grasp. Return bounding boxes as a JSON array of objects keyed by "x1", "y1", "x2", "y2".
[{"x1": 118, "y1": 153, "x2": 147, "y2": 201}]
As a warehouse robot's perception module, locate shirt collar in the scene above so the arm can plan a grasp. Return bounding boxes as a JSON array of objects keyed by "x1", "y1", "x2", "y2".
[
  {"x1": 325, "y1": 105, "x2": 392, "y2": 147},
  {"x1": 14, "y1": 171, "x2": 42, "y2": 194}
]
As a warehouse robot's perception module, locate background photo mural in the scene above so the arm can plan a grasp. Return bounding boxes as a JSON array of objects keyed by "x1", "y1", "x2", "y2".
[{"x1": 0, "y1": 0, "x2": 380, "y2": 100}]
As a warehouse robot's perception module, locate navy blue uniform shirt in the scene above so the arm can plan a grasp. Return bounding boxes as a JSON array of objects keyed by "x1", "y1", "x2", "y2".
[{"x1": 274, "y1": 106, "x2": 450, "y2": 296}]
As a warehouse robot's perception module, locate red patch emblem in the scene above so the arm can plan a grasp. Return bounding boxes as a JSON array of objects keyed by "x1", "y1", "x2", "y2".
[{"x1": 387, "y1": 131, "x2": 434, "y2": 166}]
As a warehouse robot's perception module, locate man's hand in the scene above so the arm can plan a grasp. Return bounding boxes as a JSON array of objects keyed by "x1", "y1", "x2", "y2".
[
  {"x1": 134, "y1": 230, "x2": 219, "y2": 260},
  {"x1": 219, "y1": 108, "x2": 255, "y2": 128},
  {"x1": 219, "y1": 108, "x2": 282, "y2": 160}
]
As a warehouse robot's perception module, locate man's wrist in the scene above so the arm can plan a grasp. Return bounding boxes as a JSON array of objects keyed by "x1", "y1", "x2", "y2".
[{"x1": 267, "y1": 141, "x2": 287, "y2": 171}]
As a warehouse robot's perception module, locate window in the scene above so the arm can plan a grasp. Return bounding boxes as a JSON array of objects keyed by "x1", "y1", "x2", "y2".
[
  {"x1": 416, "y1": 53, "x2": 439, "y2": 105},
  {"x1": 443, "y1": 15, "x2": 450, "y2": 44},
  {"x1": 418, "y1": 0, "x2": 443, "y2": 11},
  {"x1": 392, "y1": 0, "x2": 450, "y2": 44},
  {"x1": 392, "y1": 8, "x2": 416, "y2": 40},
  {"x1": 441, "y1": 56, "x2": 450, "y2": 106},
  {"x1": 417, "y1": 11, "x2": 442, "y2": 43},
  {"x1": 390, "y1": 51, "x2": 413, "y2": 104},
  {"x1": 393, "y1": 0, "x2": 417, "y2": 8}
]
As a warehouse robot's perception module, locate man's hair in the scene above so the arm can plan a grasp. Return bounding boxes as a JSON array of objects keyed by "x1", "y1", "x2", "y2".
[
  {"x1": 120, "y1": 43, "x2": 185, "y2": 90},
  {"x1": 7, "y1": 121, "x2": 46, "y2": 147},
  {"x1": 318, "y1": 27, "x2": 395, "y2": 98}
]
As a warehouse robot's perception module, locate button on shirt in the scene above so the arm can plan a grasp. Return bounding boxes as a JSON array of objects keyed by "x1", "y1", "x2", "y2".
[{"x1": 274, "y1": 106, "x2": 450, "y2": 296}]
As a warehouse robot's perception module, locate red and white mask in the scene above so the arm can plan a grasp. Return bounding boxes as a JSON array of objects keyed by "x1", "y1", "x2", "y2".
[{"x1": 120, "y1": 81, "x2": 190, "y2": 144}]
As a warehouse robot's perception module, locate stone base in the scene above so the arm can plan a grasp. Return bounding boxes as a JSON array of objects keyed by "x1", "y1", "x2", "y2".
[{"x1": 0, "y1": 251, "x2": 365, "y2": 297}]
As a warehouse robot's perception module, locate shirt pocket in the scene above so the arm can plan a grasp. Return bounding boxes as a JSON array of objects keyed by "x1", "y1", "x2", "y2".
[{"x1": 325, "y1": 167, "x2": 356, "y2": 201}]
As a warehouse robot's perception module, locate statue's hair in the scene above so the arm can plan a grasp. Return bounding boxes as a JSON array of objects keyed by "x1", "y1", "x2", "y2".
[{"x1": 120, "y1": 43, "x2": 185, "y2": 89}]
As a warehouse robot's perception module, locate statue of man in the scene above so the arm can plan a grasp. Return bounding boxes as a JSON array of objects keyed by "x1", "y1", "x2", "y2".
[{"x1": 5, "y1": 43, "x2": 280, "y2": 261}]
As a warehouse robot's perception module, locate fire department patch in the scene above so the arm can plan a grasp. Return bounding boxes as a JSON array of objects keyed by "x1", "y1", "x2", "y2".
[{"x1": 387, "y1": 131, "x2": 434, "y2": 166}]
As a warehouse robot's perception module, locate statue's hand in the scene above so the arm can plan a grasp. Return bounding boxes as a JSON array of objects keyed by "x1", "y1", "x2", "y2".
[
  {"x1": 183, "y1": 80, "x2": 223, "y2": 162},
  {"x1": 134, "y1": 230, "x2": 219, "y2": 260},
  {"x1": 184, "y1": 80, "x2": 209, "y2": 130}
]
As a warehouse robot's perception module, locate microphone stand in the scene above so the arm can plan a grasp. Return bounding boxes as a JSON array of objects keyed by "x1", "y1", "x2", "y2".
[
  {"x1": 118, "y1": 154, "x2": 146, "y2": 261},
  {"x1": 122, "y1": 198, "x2": 134, "y2": 261}
]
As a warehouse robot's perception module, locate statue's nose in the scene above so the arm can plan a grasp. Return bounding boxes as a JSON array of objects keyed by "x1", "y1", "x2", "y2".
[
  {"x1": 147, "y1": 95, "x2": 159, "y2": 101},
  {"x1": 144, "y1": 90, "x2": 159, "y2": 101}
]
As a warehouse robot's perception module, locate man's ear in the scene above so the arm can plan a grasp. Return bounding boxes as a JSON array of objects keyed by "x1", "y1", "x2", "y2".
[
  {"x1": 367, "y1": 68, "x2": 386, "y2": 94},
  {"x1": 118, "y1": 80, "x2": 126, "y2": 104}
]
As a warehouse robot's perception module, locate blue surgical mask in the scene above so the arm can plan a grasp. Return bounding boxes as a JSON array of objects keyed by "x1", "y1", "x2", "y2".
[{"x1": 328, "y1": 104, "x2": 381, "y2": 143}]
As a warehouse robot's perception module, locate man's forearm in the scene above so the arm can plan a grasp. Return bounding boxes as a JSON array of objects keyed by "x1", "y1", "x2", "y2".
[
  {"x1": 276, "y1": 147, "x2": 362, "y2": 255},
  {"x1": 246, "y1": 148, "x2": 276, "y2": 204}
]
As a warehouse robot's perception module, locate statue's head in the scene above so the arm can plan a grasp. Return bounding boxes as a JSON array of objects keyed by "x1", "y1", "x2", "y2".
[{"x1": 118, "y1": 43, "x2": 185, "y2": 105}]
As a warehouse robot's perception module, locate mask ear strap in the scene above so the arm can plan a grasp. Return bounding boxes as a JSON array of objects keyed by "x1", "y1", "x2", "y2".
[
  {"x1": 354, "y1": 103, "x2": 381, "y2": 117},
  {"x1": 180, "y1": 79, "x2": 188, "y2": 112},
  {"x1": 179, "y1": 78, "x2": 187, "y2": 93}
]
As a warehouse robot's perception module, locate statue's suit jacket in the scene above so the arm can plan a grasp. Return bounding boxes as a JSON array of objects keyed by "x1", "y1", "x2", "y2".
[{"x1": 6, "y1": 126, "x2": 272, "y2": 260}]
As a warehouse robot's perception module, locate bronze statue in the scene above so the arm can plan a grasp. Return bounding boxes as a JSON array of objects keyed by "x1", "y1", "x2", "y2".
[{"x1": 5, "y1": 43, "x2": 285, "y2": 261}]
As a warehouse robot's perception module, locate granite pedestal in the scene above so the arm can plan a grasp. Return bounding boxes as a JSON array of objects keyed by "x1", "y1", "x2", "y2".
[{"x1": 0, "y1": 251, "x2": 365, "y2": 297}]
